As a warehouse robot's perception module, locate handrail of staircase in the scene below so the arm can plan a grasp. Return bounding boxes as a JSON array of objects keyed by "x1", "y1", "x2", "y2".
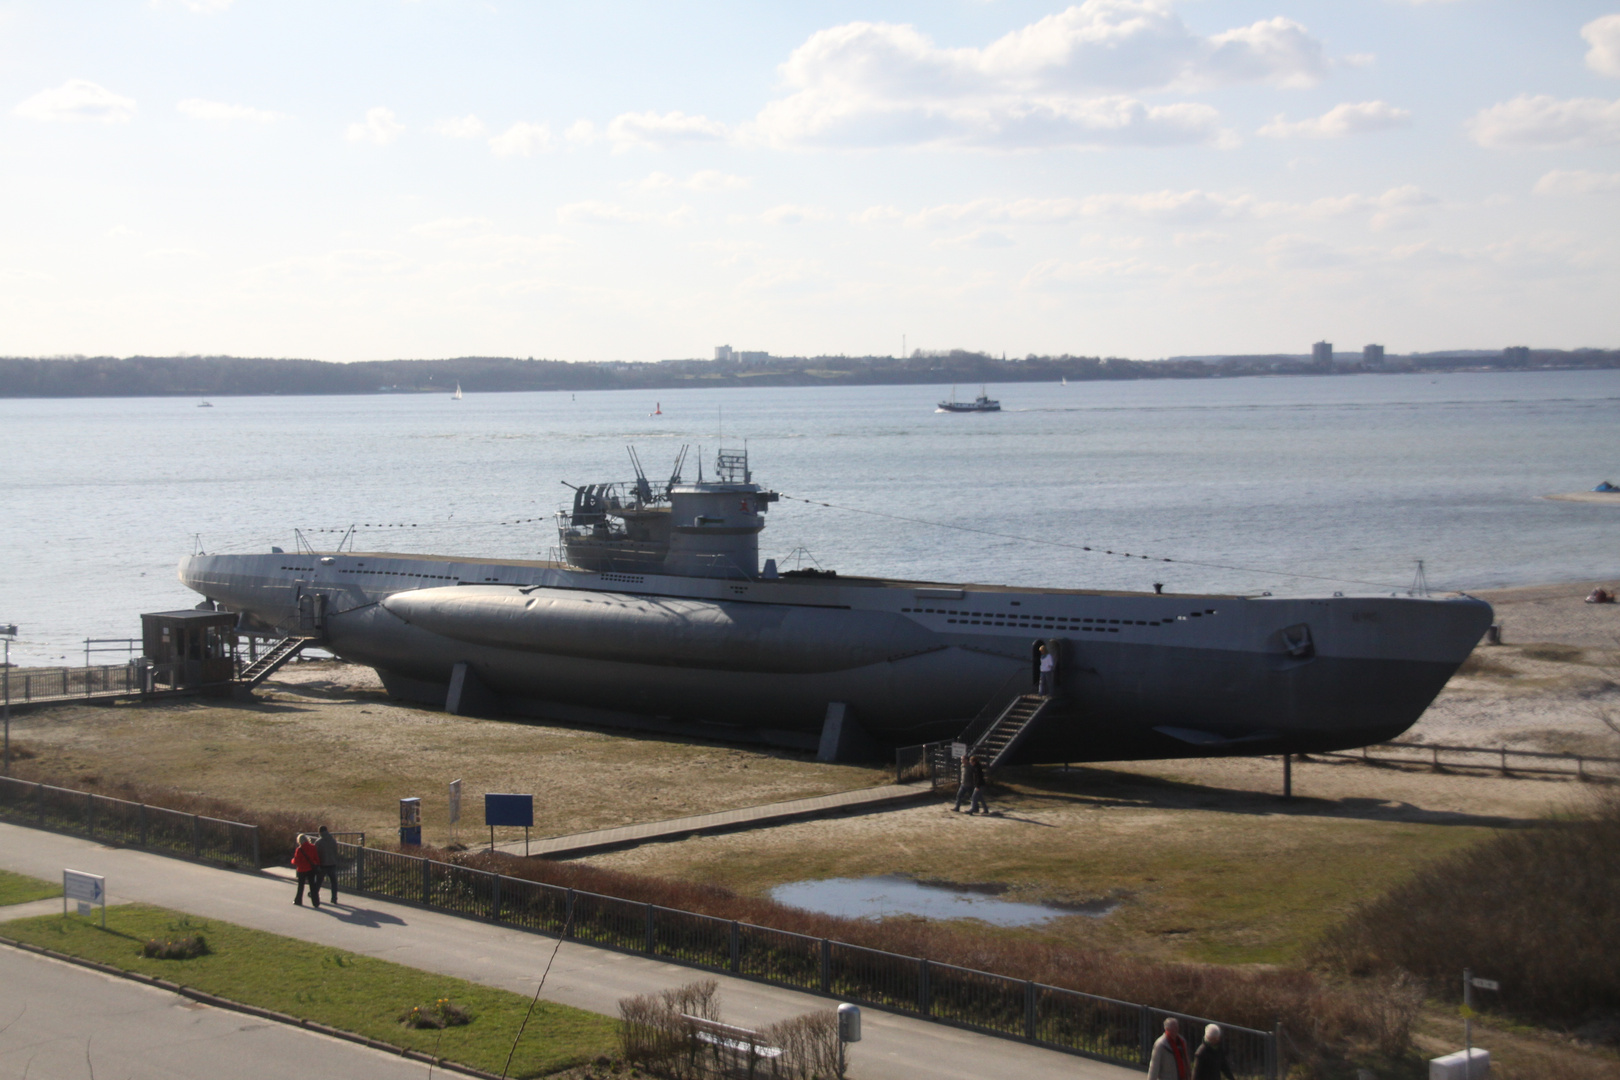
[{"x1": 954, "y1": 667, "x2": 1031, "y2": 748}]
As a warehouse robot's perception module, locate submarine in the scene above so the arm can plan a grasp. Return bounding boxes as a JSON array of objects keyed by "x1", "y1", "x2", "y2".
[{"x1": 178, "y1": 446, "x2": 1492, "y2": 763}]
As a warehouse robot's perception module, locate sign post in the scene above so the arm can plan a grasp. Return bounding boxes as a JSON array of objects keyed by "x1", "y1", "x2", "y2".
[
  {"x1": 1461, "y1": 970, "x2": 1500, "y2": 1080},
  {"x1": 399, "y1": 797, "x2": 422, "y2": 847},
  {"x1": 63, "y1": 869, "x2": 105, "y2": 928},
  {"x1": 837, "y1": 1003, "x2": 861, "y2": 1080},
  {"x1": 448, "y1": 780, "x2": 462, "y2": 847},
  {"x1": 2, "y1": 624, "x2": 16, "y2": 774},
  {"x1": 484, "y1": 793, "x2": 535, "y2": 855}
]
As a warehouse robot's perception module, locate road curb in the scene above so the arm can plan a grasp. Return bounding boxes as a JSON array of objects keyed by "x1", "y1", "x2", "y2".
[{"x1": 0, "y1": 933, "x2": 510, "y2": 1080}]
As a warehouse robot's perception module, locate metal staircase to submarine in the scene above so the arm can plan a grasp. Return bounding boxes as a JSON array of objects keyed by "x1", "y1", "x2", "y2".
[
  {"x1": 961, "y1": 693, "x2": 1059, "y2": 770},
  {"x1": 238, "y1": 634, "x2": 317, "y2": 688}
]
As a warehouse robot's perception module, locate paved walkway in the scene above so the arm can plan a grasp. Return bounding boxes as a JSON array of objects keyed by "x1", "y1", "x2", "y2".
[
  {"x1": 502, "y1": 783, "x2": 932, "y2": 859},
  {"x1": 0, "y1": 946, "x2": 433, "y2": 1079},
  {"x1": 0, "y1": 823, "x2": 1136, "y2": 1080}
]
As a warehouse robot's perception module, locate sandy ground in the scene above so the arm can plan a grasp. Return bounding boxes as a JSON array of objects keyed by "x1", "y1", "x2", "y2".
[{"x1": 1407, "y1": 583, "x2": 1620, "y2": 754}]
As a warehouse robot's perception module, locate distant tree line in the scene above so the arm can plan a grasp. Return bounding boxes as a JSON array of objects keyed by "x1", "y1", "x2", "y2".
[{"x1": 0, "y1": 348, "x2": 1614, "y2": 398}]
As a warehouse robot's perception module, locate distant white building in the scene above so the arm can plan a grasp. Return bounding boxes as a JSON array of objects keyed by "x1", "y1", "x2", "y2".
[
  {"x1": 1363, "y1": 344, "x2": 1385, "y2": 367},
  {"x1": 714, "y1": 345, "x2": 733, "y2": 362},
  {"x1": 1503, "y1": 346, "x2": 1530, "y2": 365},
  {"x1": 1312, "y1": 341, "x2": 1333, "y2": 366}
]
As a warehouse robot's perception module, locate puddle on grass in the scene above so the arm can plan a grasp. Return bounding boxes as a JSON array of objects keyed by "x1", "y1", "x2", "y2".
[{"x1": 769, "y1": 875, "x2": 1117, "y2": 927}]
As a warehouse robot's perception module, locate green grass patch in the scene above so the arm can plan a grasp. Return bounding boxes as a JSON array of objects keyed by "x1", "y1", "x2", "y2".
[
  {"x1": 2, "y1": 904, "x2": 615, "y2": 1078},
  {"x1": 0, "y1": 868, "x2": 61, "y2": 906}
]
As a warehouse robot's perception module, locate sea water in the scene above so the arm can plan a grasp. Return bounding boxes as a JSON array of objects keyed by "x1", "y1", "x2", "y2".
[{"x1": 1, "y1": 369, "x2": 1617, "y2": 665}]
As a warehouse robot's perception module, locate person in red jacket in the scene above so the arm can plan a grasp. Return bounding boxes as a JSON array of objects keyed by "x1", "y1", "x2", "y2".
[{"x1": 291, "y1": 834, "x2": 321, "y2": 909}]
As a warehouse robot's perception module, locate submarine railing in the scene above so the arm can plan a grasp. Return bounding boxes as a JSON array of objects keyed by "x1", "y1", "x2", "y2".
[{"x1": 336, "y1": 840, "x2": 1277, "y2": 1078}]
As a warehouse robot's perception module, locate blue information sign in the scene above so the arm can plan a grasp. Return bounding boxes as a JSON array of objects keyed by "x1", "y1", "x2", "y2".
[{"x1": 484, "y1": 793, "x2": 534, "y2": 828}]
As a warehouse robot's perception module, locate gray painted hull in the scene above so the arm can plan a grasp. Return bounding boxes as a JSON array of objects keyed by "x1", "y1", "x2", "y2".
[{"x1": 178, "y1": 550, "x2": 1492, "y2": 762}]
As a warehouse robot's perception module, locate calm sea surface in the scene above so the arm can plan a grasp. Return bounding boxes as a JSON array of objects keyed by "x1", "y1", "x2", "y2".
[{"x1": 2, "y1": 370, "x2": 1617, "y2": 666}]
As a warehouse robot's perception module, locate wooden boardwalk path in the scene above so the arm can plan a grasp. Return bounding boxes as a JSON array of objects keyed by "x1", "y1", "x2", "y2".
[{"x1": 497, "y1": 782, "x2": 933, "y2": 859}]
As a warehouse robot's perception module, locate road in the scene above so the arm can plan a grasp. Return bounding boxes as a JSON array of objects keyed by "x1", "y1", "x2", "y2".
[
  {"x1": 0, "y1": 946, "x2": 434, "y2": 1080},
  {"x1": 0, "y1": 823, "x2": 1137, "y2": 1080}
]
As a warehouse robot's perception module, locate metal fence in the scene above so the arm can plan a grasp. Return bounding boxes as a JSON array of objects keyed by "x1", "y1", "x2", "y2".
[
  {"x1": 0, "y1": 775, "x2": 259, "y2": 869},
  {"x1": 895, "y1": 741, "x2": 959, "y2": 794},
  {"x1": 3, "y1": 663, "x2": 141, "y2": 704},
  {"x1": 1322, "y1": 741, "x2": 1620, "y2": 781},
  {"x1": 335, "y1": 841, "x2": 1277, "y2": 1076}
]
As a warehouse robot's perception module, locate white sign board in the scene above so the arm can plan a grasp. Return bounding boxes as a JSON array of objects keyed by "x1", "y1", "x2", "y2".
[
  {"x1": 448, "y1": 779, "x2": 462, "y2": 825},
  {"x1": 63, "y1": 869, "x2": 105, "y2": 927},
  {"x1": 951, "y1": 742, "x2": 967, "y2": 759},
  {"x1": 1470, "y1": 977, "x2": 1500, "y2": 992}
]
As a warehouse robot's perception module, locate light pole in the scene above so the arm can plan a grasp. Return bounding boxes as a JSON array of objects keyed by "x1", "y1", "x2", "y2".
[{"x1": 2, "y1": 624, "x2": 16, "y2": 774}]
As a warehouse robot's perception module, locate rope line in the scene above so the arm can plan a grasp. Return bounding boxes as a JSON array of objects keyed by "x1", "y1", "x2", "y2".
[{"x1": 775, "y1": 492, "x2": 1411, "y2": 591}]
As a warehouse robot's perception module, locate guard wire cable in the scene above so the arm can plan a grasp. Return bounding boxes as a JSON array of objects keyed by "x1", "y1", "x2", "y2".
[{"x1": 775, "y1": 492, "x2": 1414, "y2": 592}]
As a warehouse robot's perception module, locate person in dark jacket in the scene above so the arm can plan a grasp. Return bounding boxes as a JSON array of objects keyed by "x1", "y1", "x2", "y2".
[
  {"x1": 291, "y1": 834, "x2": 321, "y2": 909},
  {"x1": 962, "y1": 754, "x2": 989, "y2": 815},
  {"x1": 313, "y1": 825, "x2": 340, "y2": 905},
  {"x1": 1192, "y1": 1024, "x2": 1235, "y2": 1080}
]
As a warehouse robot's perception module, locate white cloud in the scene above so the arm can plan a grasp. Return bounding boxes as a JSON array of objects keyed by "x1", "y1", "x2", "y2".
[
  {"x1": 347, "y1": 106, "x2": 403, "y2": 145},
  {"x1": 410, "y1": 217, "x2": 492, "y2": 240},
  {"x1": 433, "y1": 115, "x2": 486, "y2": 138},
  {"x1": 557, "y1": 201, "x2": 693, "y2": 226},
  {"x1": 1467, "y1": 94, "x2": 1620, "y2": 149},
  {"x1": 933, "y1": 229, "x2": 1016, "y2": 249},
  {"x1": 13, "y1": 79, "x2": 136, "y2": 124},
  {"x1": 489, "y1": 122, "x2": 553, "y2": 157},
  {"x1": 1259, "y1": 100, "x2": 1410, "y2": 139},
  {"x1": 1584, "y1": 14, "x2": 1620, "y2": 78},
  {"x1": 150, "y1": 0, "x2": 233, "y2": 11},
  {"x1": 601, "y1": 111, "x2": 729, "y2": 151},
  {"x1": 751, "y1": 3, "x2": 1327, "y2": 150},
  {"x1": 636, "y1": 170, "x2": 750, "y2": 191},
  {"x1": 1533, "y1": 169, "x2": 1620, "y2": 195},
  {"x1": 760, "y1": 204, "x2": 835, "y2": 225},
  {"x1": 853, "y1": 205, "x2": 905, "y2": 224},
  {"x1": 565, "y1": 119, "x2": 597, "y2": 144},
  {"x1": 177, "y1": 98, "x2": 284, "y2": 124}
]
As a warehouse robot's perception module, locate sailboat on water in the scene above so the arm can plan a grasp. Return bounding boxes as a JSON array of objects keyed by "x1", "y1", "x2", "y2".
[{"x1": 452, "y1": 383, "x2": 463, "y2": 401}]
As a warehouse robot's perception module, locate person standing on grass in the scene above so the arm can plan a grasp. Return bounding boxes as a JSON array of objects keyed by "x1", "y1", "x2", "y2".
[
  {"x1": 1148, "y1": 1017, "x2": 1190, "y2": 1080},
  {"x1": 291, "y1": 833, "x2": 321, "y2": 909},
  {"x1": 1192, "y1": 1024, "x2": 1235, "y2": 1080},
  {"x1": 314, "y1": 824, "x2": 340, "y2": 905},
  {"x1": 964, "y1": 754, "x2": 990, "y2": 815}
]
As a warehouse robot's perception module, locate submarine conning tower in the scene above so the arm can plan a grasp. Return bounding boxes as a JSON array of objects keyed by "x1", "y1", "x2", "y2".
[{"x1": 559, "y1": 446, "x2": 780, "y2": 580}]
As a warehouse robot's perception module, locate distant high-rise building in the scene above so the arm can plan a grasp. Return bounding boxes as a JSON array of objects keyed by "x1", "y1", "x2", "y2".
[
  {"x1": 1312, "y1": 341, "x2": 1333, "y2": 366},
  {"x1": 1363, "y1": 344, "x2": 1385, "y2": 367},
  {"x1": 714, "y1": 345, "x2": 733, "y2": 362},
  {"x1": 1503, "y1": 346, "x2": 1530, "y2": 365},
  {"x1": 737, "y1": 351, "x2": 769, "y2": 363}
]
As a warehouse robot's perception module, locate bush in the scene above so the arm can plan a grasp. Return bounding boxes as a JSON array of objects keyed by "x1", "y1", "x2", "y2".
[
  {"x1": 618, "y1": 982, "x2": 842, "y2": 1080},
  {"x1": 141, "y1": 934, "x2": 209, "y2": 959},
  {"x1": 1313, "y1": 792, "x2": 1620, "y2": 1024},
  {"x1": 399, "y1": 997, "x2": 472, "y2": 1029}
]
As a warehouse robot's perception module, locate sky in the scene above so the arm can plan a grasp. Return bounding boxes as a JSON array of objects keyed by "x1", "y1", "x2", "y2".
[{"x1": 2, "y1": 1, "x2": 1618, "y2": 363}]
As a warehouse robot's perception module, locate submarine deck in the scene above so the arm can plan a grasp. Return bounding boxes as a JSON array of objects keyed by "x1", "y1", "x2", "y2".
[{"x1": 330, "y1": 550, "x2": 1247, "y2": 601}]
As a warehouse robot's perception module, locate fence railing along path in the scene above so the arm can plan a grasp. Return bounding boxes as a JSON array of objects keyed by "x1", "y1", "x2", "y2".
[
  {"x1": 3, "y1": 663, "x2": 143, "y2": 705},
  {"x1": 0, "y1": 775, "x2": 259, "y2": 870},
  {"x1": 335, "y1": 842, "x2": 1278, "y2": 1078}
]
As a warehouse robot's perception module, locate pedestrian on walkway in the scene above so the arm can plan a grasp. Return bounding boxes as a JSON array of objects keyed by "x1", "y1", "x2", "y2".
[
  {"x1": 291, "y1": 833, "x2": 321, "y2": 909},
  {"x1": 1038, "y1": 644, "x2": 1056, "y2": 696},
  {"x1": 1192, "y1": 1024, "x2": 1235, "y2": 1080},
  {"x1": 960, "y1": 754, "x2": 990, "y2": 815},
  {"x1": 1148, "y1": 1017, "x2": 1190, "y2": 1080},
  {"x1": 314, "y1": 825, "x2": 340, "y2": 905},
  {"x1": 952, "y1": 752, "x2": 975, "y2": 812}
]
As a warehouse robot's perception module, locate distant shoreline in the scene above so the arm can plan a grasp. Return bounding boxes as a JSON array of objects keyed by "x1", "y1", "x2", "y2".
[{"x1": 1, "y1": 350, "x2": 1616, "y2": 399}]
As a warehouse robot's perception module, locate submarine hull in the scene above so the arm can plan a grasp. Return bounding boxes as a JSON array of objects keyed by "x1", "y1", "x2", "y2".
[{"x1": 178, "y1": 551, "x2": 1491, "y2": 761}]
